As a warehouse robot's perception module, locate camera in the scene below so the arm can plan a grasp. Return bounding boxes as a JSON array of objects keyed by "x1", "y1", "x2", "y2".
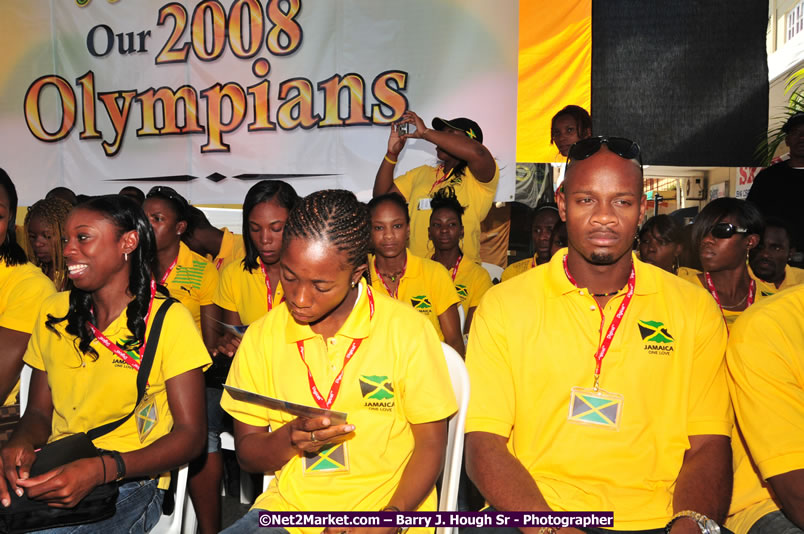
[{"x1": 395, "y1": 122, "x2": 415, "y2": 136}]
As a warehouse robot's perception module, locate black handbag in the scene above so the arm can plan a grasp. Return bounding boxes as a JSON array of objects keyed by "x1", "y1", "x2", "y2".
[{"x1": 0, "y1": 299, "x2": 174, "y2": 534}]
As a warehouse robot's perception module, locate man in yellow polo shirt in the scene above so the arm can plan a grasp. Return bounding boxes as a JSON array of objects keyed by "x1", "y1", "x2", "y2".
[
  {"x1": 183, "y1": 206, "x2": 246, "y2": 271},
  {"x1": 748, "y1": 218, "x2": 804, "y2": 297},
  {"x1": 465, "y1": 137, "x2": 733, "y2": 533},
  {"x1": 724, "y1": 285, "x2": 804, "y2": 532},
  {"x1": 373, "y1": 111, "x2": 499, "y2": 264}
]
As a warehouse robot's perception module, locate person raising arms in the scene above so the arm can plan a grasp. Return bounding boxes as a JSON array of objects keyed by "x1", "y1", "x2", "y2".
[
  {"x1": 24, "y1": 197, "x2": 73, "y2": 291},
  {"x1": 220, "y1": 190, "x2": 456, "y2": 533},
  {"x1": 0, "y1": 170, "x2": 56, "y2": 417},
  {"x1": 428, "y1": 187, "x2": 492, "y2": 336},
  {"x1": 0, "y1": 195, "x2": 208, "y2": 532},
  {"x1": 368, "y1": 193, "x2": 464, "y2": 357},
  {"x1": 373, "y1": 111, "x2": 498, "y2": 264}
]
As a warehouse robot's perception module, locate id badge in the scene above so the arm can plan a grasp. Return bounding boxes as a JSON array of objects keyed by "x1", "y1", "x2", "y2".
[
  {"x1": 135, "y1": 392, "x2": 159, "y2": 443},
  {"x1": 302, "y1": 442, "x2": 349, "y2": 476},
  {"x1": 567, "y1": 387, "x2": 623, "y2": 431},
  {"x1": 417, "y1": 198, "x2": 432, "y2": 211}
]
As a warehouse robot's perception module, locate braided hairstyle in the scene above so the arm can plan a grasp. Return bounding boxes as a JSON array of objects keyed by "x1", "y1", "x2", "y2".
[
  {"x1": 429, "y1": 186, "x2": 465, "y2": 223},
  {"x1": 0, "y1": 169, "x2": 29, "y2": 267},
  {"x1": 283, "y1": 190, "x2": 371, "y2": 280},
  {"x1": 45, "y1": 195, "x2": 159, "y2": 361},
  {"x1": 24, "y1": 197, "x2": 72, "y2": 290},
  {"x1": 242, "y1": 180, "x2": 299, "y2": 272}
]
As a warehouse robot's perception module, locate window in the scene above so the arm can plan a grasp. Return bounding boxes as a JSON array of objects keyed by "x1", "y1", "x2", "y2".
[{"x1": 788, "y1": 1, "x2": 804, "y2": 41}]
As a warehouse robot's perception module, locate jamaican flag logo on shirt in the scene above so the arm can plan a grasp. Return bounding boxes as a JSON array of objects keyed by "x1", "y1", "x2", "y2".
[
  {"x1": 360, "y1": 375, "x2": 395, "y2": 412},
  {"x1": 303, "y1": 442, "x2": 349, "y2": 475},
  {"x1": 455, "y1": 284, "x2": 468, "y2": 300},
  {"x1": 638, "y1": 320, "x2": 674, "y2": 356},
  {"x1": 411, "y1": 295, "x2": 432, "y2": 311}
]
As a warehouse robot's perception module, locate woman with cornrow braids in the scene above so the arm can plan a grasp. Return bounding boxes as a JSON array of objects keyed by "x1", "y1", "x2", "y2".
[
  {"x1": 0, "y1": 194, "x2": 209, "y2": 533},
  {"x1": 24, "y1": 197, "x2": 72, "y2": 291},
  {"x1": 220, "y1": 189, "x2": 456, "y2": 534}
]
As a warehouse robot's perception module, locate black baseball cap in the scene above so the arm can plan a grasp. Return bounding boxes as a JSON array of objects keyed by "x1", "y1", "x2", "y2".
[
  {"x1": 432, "y1": 117, "x2": 484, "y2": 144},
  {"x1": 782, "y1": 112, "x2": 804, "y2": 133}
]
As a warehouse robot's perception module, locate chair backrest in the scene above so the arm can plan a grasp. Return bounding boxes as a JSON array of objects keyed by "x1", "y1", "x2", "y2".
[
  {"x1": 437, "y1": 342, "x2": 470, "y2": 520},
  {"x1": 481, "y1": 262, "x2": 503, "y2": 284},
  {"x1": 19, "y1": 364, "x2": 32, "y2": 415},
  {"x1": 149, "y1": 464, "x2": 193, "y2": 534},
  {"x1": 457, "y1": 304, "x2": 465, "y2": 332}
]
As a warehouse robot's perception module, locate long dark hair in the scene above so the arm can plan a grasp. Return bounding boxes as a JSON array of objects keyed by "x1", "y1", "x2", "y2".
[
  {"x1": 0, "y1": 169, "x2": 29, "y2": 267},
  {"x1": 45, "y1": 195, "x2": 159, "y2": 360},
  {"x1": 242, "y1": 180, "x2": 299, "y2": 272}
]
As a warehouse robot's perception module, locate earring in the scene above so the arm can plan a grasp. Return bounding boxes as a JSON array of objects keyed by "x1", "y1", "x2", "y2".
[
  {"x1": 124, "y1": 252, "x2": 128, "y2": 261},
  {"x1": 351, "y1": 281, "x2": 356, "y2": 288}
]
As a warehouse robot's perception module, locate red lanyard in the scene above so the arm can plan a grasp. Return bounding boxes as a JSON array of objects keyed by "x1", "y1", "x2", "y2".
[
  {"x1": 87, "y1": 279, "x2": 157, "y2": 372},
  {"x1": 563, "y1": 255, "x2": 636, "y2": 390},
  {"x1": 531, "y1": 255, "x2": 537, "y2": 269},
  {"x1": 428, "y1": 165, "x2": 454, "y2": 194},
  {"x1": 704, "y1": 272, "x2": 755, "y2": 329},
  {"x1": 450, "y1": 255, "x2": 462, "y2": 282},
  {"x1": 374, "y1": 257, "x2": 406, "y2": 299},
  {"x1": 215, "y1": 257, "x2": 224, "y2": 271},
  {"x1": 259, "y1": 259, "x2": 278, "y2": 311},
  {"x1": 295, "y1": 286, "x2": 375, "y2": 410},
  {"x1": 159, "y1": 256, "x2": 178, "y2": 285}
]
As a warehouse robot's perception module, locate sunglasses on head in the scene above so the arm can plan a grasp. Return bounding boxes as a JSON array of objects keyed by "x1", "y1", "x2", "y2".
[
  {"x1": 147, "y1": 186, "x2": 189, "y2": 209},
  {"x1": 567, "y1": 136, "x2": 643, "y2": 167},
  {"x1": 709, "y1": 222, "x2": 749, "y2": 239}
]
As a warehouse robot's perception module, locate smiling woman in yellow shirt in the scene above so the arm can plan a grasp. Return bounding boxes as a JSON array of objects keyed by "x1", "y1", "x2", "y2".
[
  {"x1": 367, "y1": 193, "x2": 463, "y2": 357},
  {"x1": 0, "y1": 194, "x2": 208, "y2": 533},
  {"x1": 220, "y1": 190, "x2": 456, "y2": 534}
]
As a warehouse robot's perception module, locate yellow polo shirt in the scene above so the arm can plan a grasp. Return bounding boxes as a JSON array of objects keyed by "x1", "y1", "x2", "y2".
[
  {"x1": 0, "y1": 260, "x2": 56, "y2": 406},
  {"x1": 465, "y1": 250, "x2": 731, "y2": 530},
  {"x1": 453, "y1": 257, "x2": 493, "y2": 311},
  {"x1": 394, "y1": 163, "x2": 499, "y2": 264},
  {"x1": 221, "y1": 285, "x2": 456, "y2": 532},
  {"x1": 210, "y1": 228, "x2": 246, "y2": 271},
  {"x1": 725, "y1": 285, "x2": 804, "y2": 533},
  {"x1": 749, "y1": 264, "x2": 804, "y2": 297},
  {"x1": 164, "y1": 242, "x2": 219, "y2": 332},
  {"x1": 24, "y1": 292, "x2": 211, "y2": 488},
  {"x1": 500, "y1": 255, "x2": 536, "y2": 283},
  {"x1": 677, "y1": 269, "x2": 770, "y2": 326},
  {"x1": 369, "y1": 251, "x2": 459, "y2": 341},
  {"x1": 213, "y1": 259, "x2": 284, "y2": 326}
]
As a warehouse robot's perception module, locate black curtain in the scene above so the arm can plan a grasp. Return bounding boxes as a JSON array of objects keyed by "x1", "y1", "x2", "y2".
[{"x1": 591, "y1": 1, "x2": 769, "y2": 166}]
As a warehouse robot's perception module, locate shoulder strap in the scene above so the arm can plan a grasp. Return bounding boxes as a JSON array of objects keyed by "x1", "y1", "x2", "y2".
[{"x1": 87, "y1": 298, "x2": 175, "y2": 441}]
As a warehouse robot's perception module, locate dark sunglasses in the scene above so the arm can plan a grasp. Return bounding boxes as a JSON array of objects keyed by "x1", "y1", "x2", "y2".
[
  {"x1": 146, "y1": 186, "x2": 189, "y2": 210},
  {"x1": 709, "y1": 222, "x2": 749, "y2": 239},
  {"x1": 567, "y1": 136, "x2": 643, "y2": 167}
]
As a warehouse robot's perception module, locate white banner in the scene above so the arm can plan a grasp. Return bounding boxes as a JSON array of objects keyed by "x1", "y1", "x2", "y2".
[{"x1": 1, "y1": 0, "x2": 517, "y2": 205}]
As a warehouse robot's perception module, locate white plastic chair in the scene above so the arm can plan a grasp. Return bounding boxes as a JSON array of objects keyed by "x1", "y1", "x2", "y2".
[
  {"x1": 19, "y1": 364, "x2": 32, "y2": 415},
  {"x1": 220, "y1": 431, "x2": 257, "y2": 504},
  {"x1": 150, "y1": 464, "x2": 196, "y2": 534},
  {"x1": 457, "y1": 304, "x2": 466, "y2": 332},
  {"x1": 481, "y1": 262, "x2": 503, "y2": 284},
  {"x1": 437, "y1": 342, "x2": 470, "y2": 534}
]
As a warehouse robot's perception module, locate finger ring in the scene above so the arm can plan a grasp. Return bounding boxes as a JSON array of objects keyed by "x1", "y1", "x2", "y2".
[{"x1": 310, "y1": 431, "x2": 317, "y2": 442}]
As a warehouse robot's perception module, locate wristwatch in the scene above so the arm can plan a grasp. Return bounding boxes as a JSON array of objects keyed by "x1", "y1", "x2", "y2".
[{"x1": 665, "y1": 511, "x2": 721, "y2": 534}]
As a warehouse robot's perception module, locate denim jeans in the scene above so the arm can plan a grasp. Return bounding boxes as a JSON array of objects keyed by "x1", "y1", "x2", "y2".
[
  {"x1": 36, "y1": 478, "x2": 164, "y2": 534},
  {"x1": 222, "y1": 508, "x2": 290, "y2": 534},
  {"x1": 747, "y1": 510, "x2": 803, "y2": 534}
]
